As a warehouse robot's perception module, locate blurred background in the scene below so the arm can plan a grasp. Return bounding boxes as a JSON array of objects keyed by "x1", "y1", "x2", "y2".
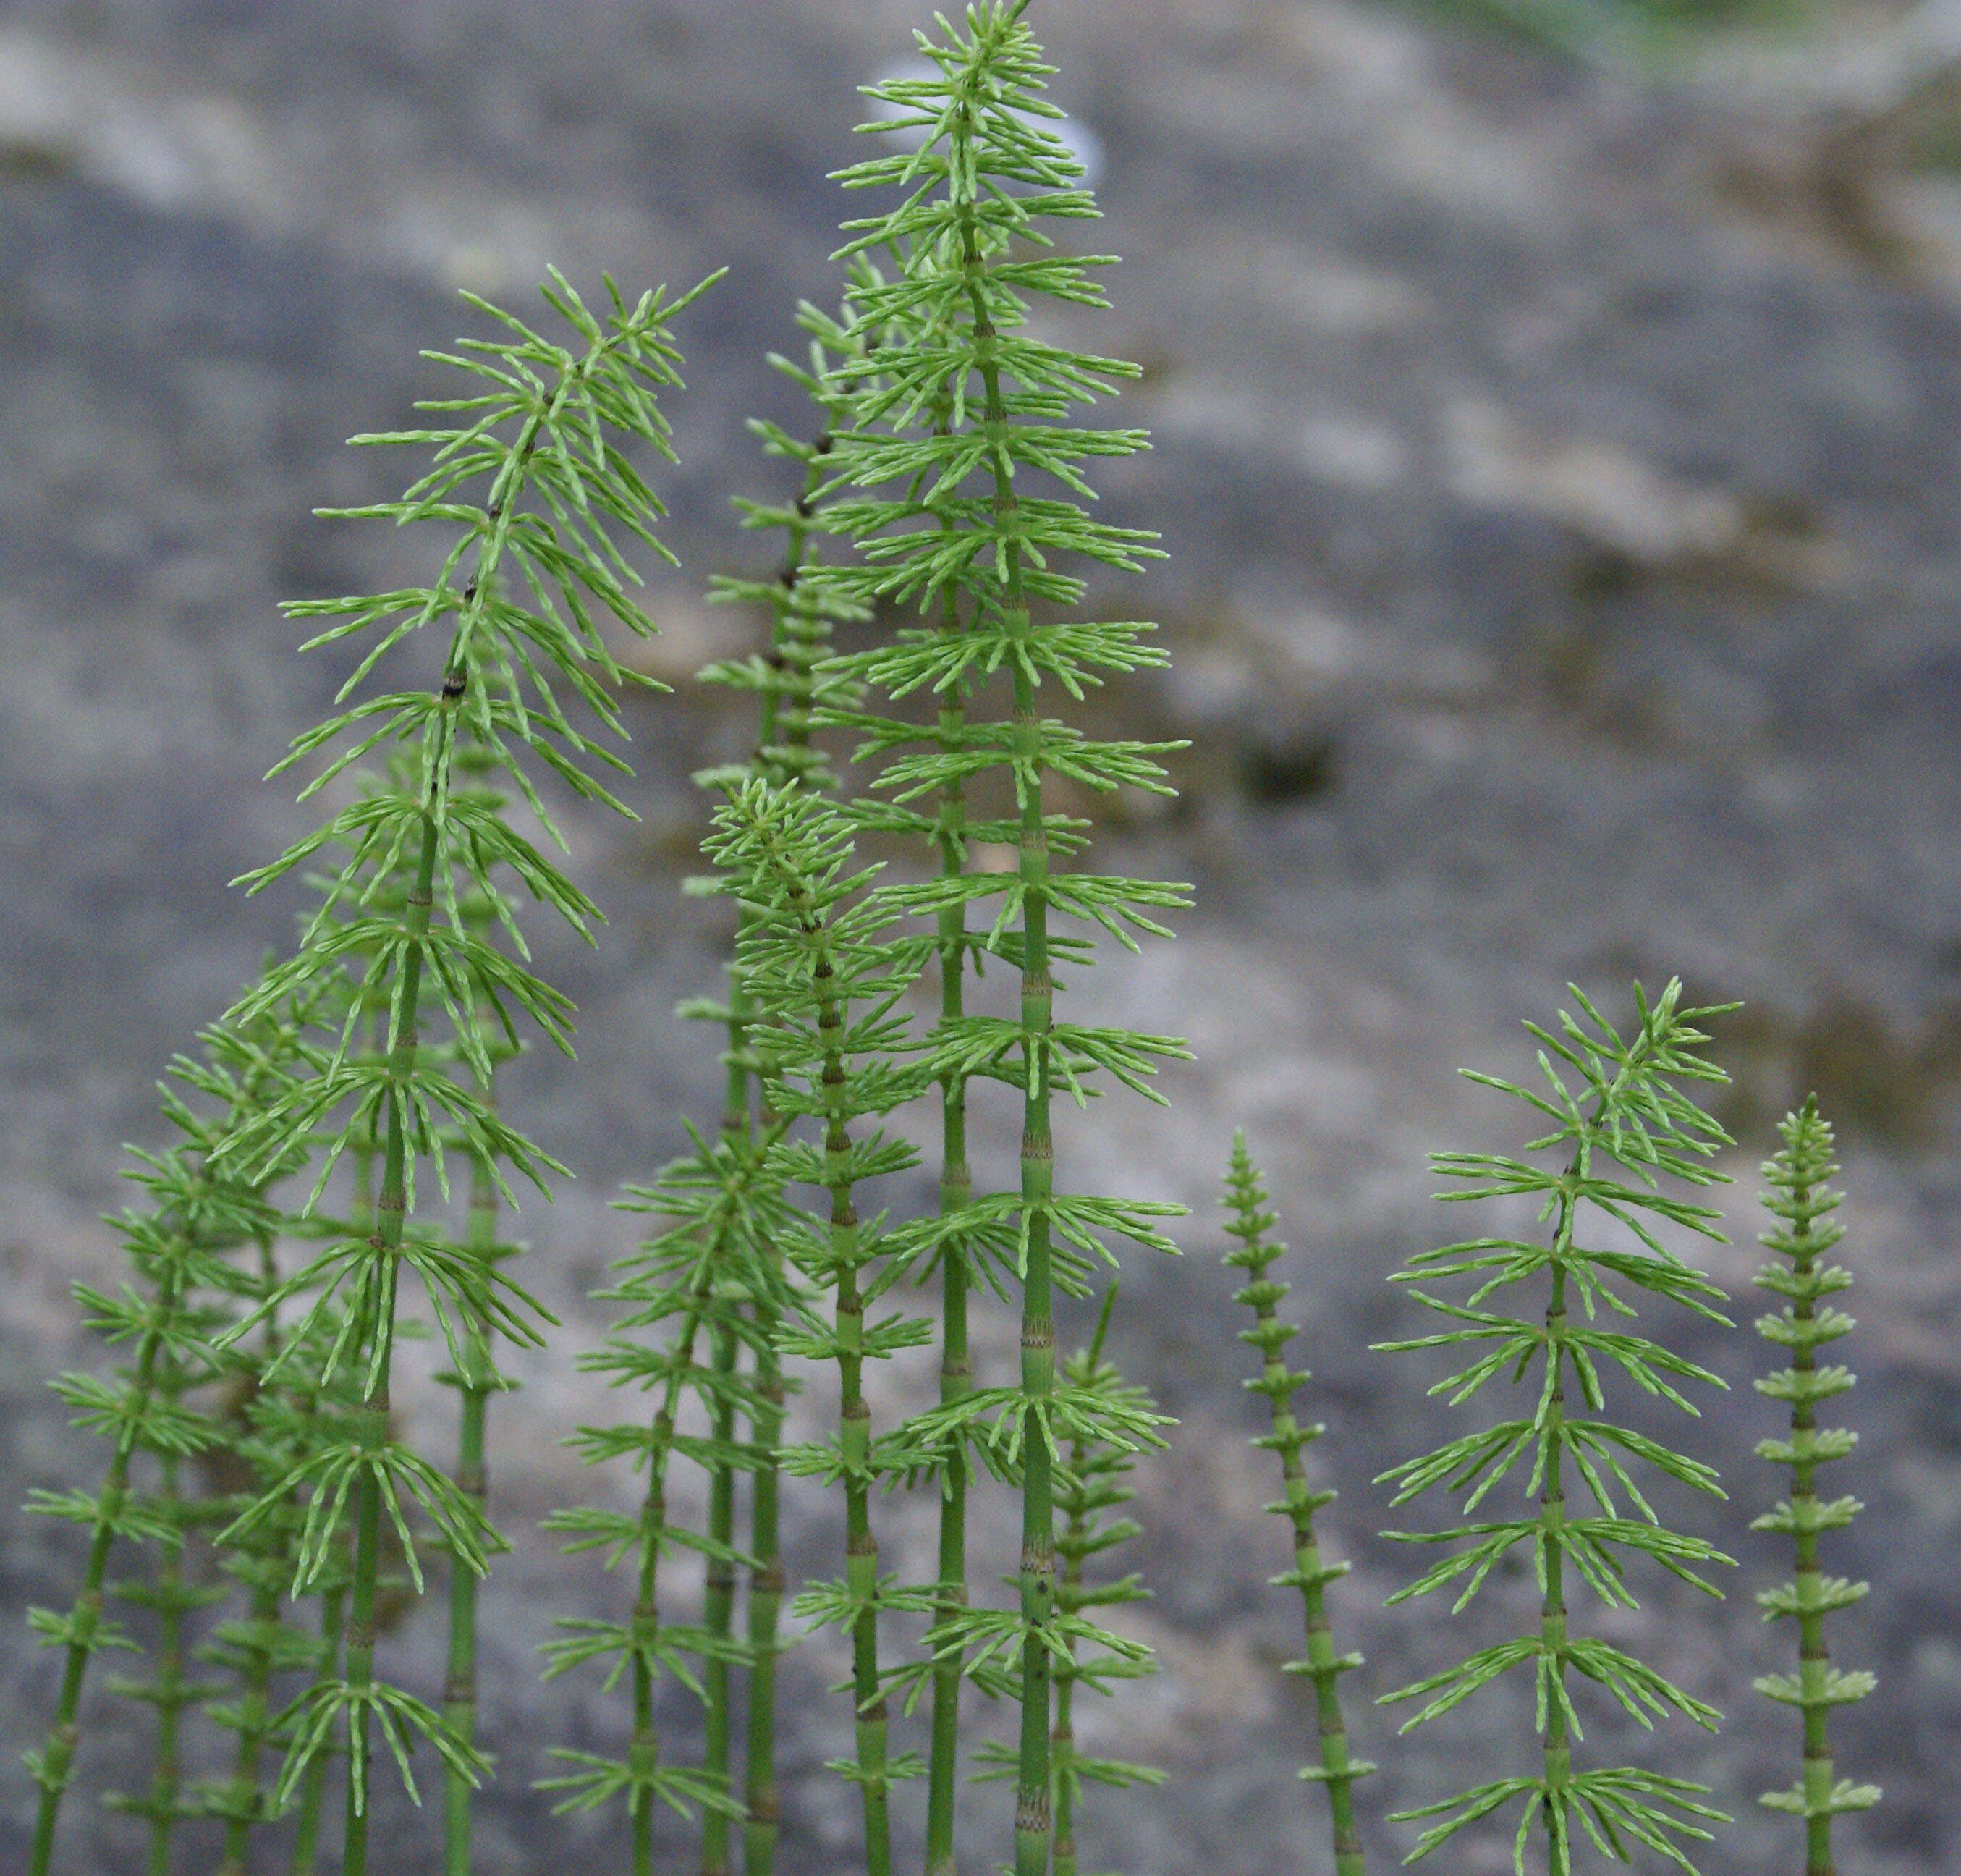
[{"x1": 3, "y1": 0, "x2": 1960, "y2": 1869}]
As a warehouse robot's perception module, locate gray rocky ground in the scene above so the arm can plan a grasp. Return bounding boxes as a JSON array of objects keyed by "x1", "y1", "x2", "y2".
[{"x1": 3, "y1": 0, "x2": 1961, "y2": 1870}]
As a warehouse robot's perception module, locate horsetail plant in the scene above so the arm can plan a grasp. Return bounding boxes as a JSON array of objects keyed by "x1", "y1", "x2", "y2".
[
  {"x1": 1750, "y1": 1097, "x2": 1880, "y2": 1874},
  {"x1": 538, "y1": 1041, "x2": 786, "y2": 1862},
  {"x1": 22, "y1": 991, "x2": 314, "y2": 1876},
  {"x1": 207, "y1": 792, "x2": 435, "y2": 1876},
  {"x1": 98, "y1": 1359, "x2": 227, "y2": 1876},
  {"x1": 187, "y1": 1004, "x2": 340, "y2": 1876},
  {"x1": 1374, "y1": 981, "x2": 1737, "y2": 1876},
  {"x1": 435, "y1": 739, "x2": 532, "y2": 1876},
  {"x1": 969, "y1": 1282, "x2": 1166, "y2": 1876},
  {"x1": 1220, "y1": 1133, "x2": 1373, "y2": 1876},
  {"x1": 817, "y1": 11, "x2": 1188, "y2": 1871},
  {"x1": 201, "y1": 263, "x2": 720, "y2": 1876},
  {"x1": 711, "y1": 778, "x2": 939, "y2": 1876},
  {"x1": 688, "y1": 290, "x2": 871, "y2": 1876}
]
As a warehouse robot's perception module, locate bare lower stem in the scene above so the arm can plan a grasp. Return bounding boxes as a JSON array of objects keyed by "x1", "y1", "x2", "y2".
[{"x1": 443, "y1": 1184, "x2": 494, "y2": 1876}]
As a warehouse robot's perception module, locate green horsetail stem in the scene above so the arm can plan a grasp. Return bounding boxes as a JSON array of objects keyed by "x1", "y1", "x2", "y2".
[
  {"x1": 821, "y1": 12, "x2": 1187, "y2": 1872},
  {"x1": 706, "y1": 782, "x2": 946, "y2": 1876},
  {"x1": 1219, "y1": 1136, "x2": 1372, "y2": 1876},
  {"x1": 442, "y1": 1139, "x2": 501, "y2": 1876},
  {"x1": 200, "y1": 268, "x2": 718, "y2": 1876},
  {"x1": 25, "y1": 1282, "x2": 182, "y2": 1876},
  {"x1": 444, "y1": 782, "x2": 528, "y2": 1876},
  {"x1": 541, "y1": 1116, "x2": 782, "y2": 1867},
  {"x1": 102, "y1": 1435, "x2": 219, "y2": 1876},
  {"x1": 695, "y1": 321, "x2": 865, "y2": 1876},
  {"x1": 23, "y1": 1005, "x2": 295, "y2": 1876},
  {"x1": 1376, "y1": 982, "x2": 1737, "y2": 1876},
  {"x1": 1752, "y1": 1097, "x2": 1880, "y2": 1875},
  {"x1": 1046, "y1": 1285, "x2": 1164, "y2": 1876},
  {"x1": 203, "y1": 1233, "x2": 310, "y2": 1876}
]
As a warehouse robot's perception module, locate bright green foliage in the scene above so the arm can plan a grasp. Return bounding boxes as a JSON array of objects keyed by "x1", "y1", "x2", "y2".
[
  {"x1": 538, "y1": 1091, "x2": 787, "y2": 1859},
  {"x1": 1220, "y1": 1134, "x2": 1372, "y2": 1876},
  {"x1": 813, "y1": 10, "x2": 1187, "y2": 1869},
  {"x1": 199, "y1": 265, "x2": 717, "y2": 1876},
  {"x1": 972, "y1": 1284, "x2": 1166, "y2": 1876},
  {"x1": 709, "y1": 779, "x2": 939, "y2": 1876},
  {"x1": 1750, "y1": 1097, "x2": 1880, "y2": 1874},
  {"x1": 696, "y1": 292, "x2": 872, "y2": 799},
  {"x1": 195, "y1": 1293, "x2": 363, "y2": 1875},
  {"x1": 811, "y1": 240, "x2": 995, "y2": 1876},
  {"x1": 1374, "y1": 981, "x2": 1737, "y2": 1876},
  {"x1": 689, "y1": 290, "x2": 871, "y2": 1876},
  {"x1": 22, "y1": 994, "x2": 315, "y2": 1876}
]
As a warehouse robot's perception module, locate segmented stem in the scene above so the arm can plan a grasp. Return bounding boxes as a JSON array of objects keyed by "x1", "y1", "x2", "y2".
[
  {"x1": 926, "y1": 490, "x2": 974, "y2": 1876},
  {"x1": 817, "y1": 941, "x2": 894, "y2": 1876},
  {"x1": 27, "y1": 1272, "x2": 187, "y2": 1876},
  {"x1": 341, "y1": 805, "x2": 439, "y2": 1876},
  {"x1": 700, "y1": 1015, "x2": 751, "y2": 1876},
  {"x1": 1220, "y1": 1136, "x2": 1371, "y2": 1876},
  {"x1": 1753, "y1": 1096, "x2": 1879, "y2": 1871},
  {"x1": 954, "y1": 161, "x2": 1060, "y2": 1876},
  {"x1": 1539, "y1": 1254, "x2": 1573, "y2": 1875},
  {"x1": 444, "y1": 1142, "x2": 497, "y2": 1876},
  {"x1": 288, "y1": 1583, "x2": 345, "y2": 1876}
]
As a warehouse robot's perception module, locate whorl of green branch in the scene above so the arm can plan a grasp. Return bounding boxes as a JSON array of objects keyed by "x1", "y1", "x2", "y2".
[
  {"x1": 1220, "y1": 1134, "x2": 1372, "y2": 1876},
  {"x1": 1374, "y1": 981, "x2": 1737, "y2": 1876},
  {"x1": 816, "y1": 12, "x2": 1187, "y2": 1870},
  {"x1": 686, "y1": 289, "x2": 871, "y2": 1876},
  {"x1": 711, "y1": 779, "x2": 939, "y2": 1876},
  {"x1": 1751, "y1": 1097, "x2": 1880, "y2": 1875},
  {"x1": 696, "y1": 292, "x2": 871, "y2": 799},
  {"x1": 22, "y1": 997, "x2": 313, "y2": 1876},
  {"x1": 538, "y1": 1104, "x2": 785, "y2": 1859},
  {"x1": 201, "y1": 265, "x2": 717, "y2": 1876},
  {"x1": 971, "y1": 1283, "x2": 1166, "y2": 1876}
]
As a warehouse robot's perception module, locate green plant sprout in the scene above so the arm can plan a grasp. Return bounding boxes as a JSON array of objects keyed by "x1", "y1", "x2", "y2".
[
  {"x1": 22, "y1": 995, "x2": 313, "y2": 1876},
  {"x1": 92, "y1": 1258, "x2": 226, "y2": 1876},
  {"x1": 712, "y1": 779, "x2": 937, "y2": 1876},
  {"x1": 538, "y1": 1043, "x2": 784, "y2": 1862},
  {"x1": 436, "y1": 739, "x2": 533, "y2": 1876},
  {"x1": 1750, "y1": 1096, "x2": 1880, "y2": 1875},
  {"x1": 201, "y1": 263, "x2": 719, "y2": 1876},
  {"x1": 1374, "y1": 981, "x2": 1737, "y2": 1876},
  {"x1": 691, "y1": 288, "x2": 871, "y2": 1876},
  {"x1": 1220, "y1": 1133, "x2": 1373, "y2": 1876},
  {"x1": 816, "y1": 9, "x2": 1188, "y2": 1872},
  {"x1": 971, "y1": 1281, "x2": 1166, "y2": 1876}
]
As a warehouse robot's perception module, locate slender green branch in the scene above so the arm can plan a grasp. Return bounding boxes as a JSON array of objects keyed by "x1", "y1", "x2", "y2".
[
  {"x1": 1046, "y1": 1287, "x2": 1164, "y2": 1876},
  {"x1": 693, "y1": 311, "x2": 868, "y2": 1876},
  {"x1": 1220, "y1": 1136, "x2": 1372, "y2": 1876},
  {"x1": 1374, "y1": 981, "x2": 1739, "y2": 1875},
  {"x1": 714, "y1": 782, "x2": 937, "y2": 1876},
  {"x1": 23, "y1": 1001, "x2": 300, "y2": 1876},
  {"x1": 820, "y1": 14, "x2": 1185, "y2": 1872},
  {"x1": 1751, "y1": 1096, "x2": 1879, "y2": 1874},
  {"x1": 200, "y1": 266, "x2": 718, "y2": 1876}
]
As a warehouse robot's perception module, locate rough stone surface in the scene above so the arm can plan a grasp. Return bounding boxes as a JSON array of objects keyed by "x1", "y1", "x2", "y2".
[{"x1": 2, "y1": 1, "x2": 1960, "y2": 1872}]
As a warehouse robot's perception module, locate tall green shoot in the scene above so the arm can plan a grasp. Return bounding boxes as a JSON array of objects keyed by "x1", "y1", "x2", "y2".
[
  {"x1": 821, "y1": 12, "x2": 1187, "y2": 1871},
  {"x1": 1220, "y1": 1134, "x2": 1373, "y2": 1876},
  {"x1": 1750, "y1": 1096, "x2": 1880, "y2": 1874},
  {"x1": 205, "y1": 265, "x2": 719, "y2": 1876},
  {"x1": 22, "y1": 1000, "x2": 308, "y2": 1876},
  {"x1": 713, "y1": 779, "x2": 938, "y2": 1876},
  {"x1": 1375, "y1": 981, "x2": 1736, "y2": 1876}
]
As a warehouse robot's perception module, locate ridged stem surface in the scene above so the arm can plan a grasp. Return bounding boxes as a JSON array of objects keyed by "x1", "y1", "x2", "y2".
[
  {"x1": 27, "y1": 1268, "x2": 186, "y2": 1876},
  {"x1": 341, "y1": 805, "x2": 439, "y2": 1876},
  {"x1": 444, "y1": 1140, "x2": 497, "y2": 1876}
]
